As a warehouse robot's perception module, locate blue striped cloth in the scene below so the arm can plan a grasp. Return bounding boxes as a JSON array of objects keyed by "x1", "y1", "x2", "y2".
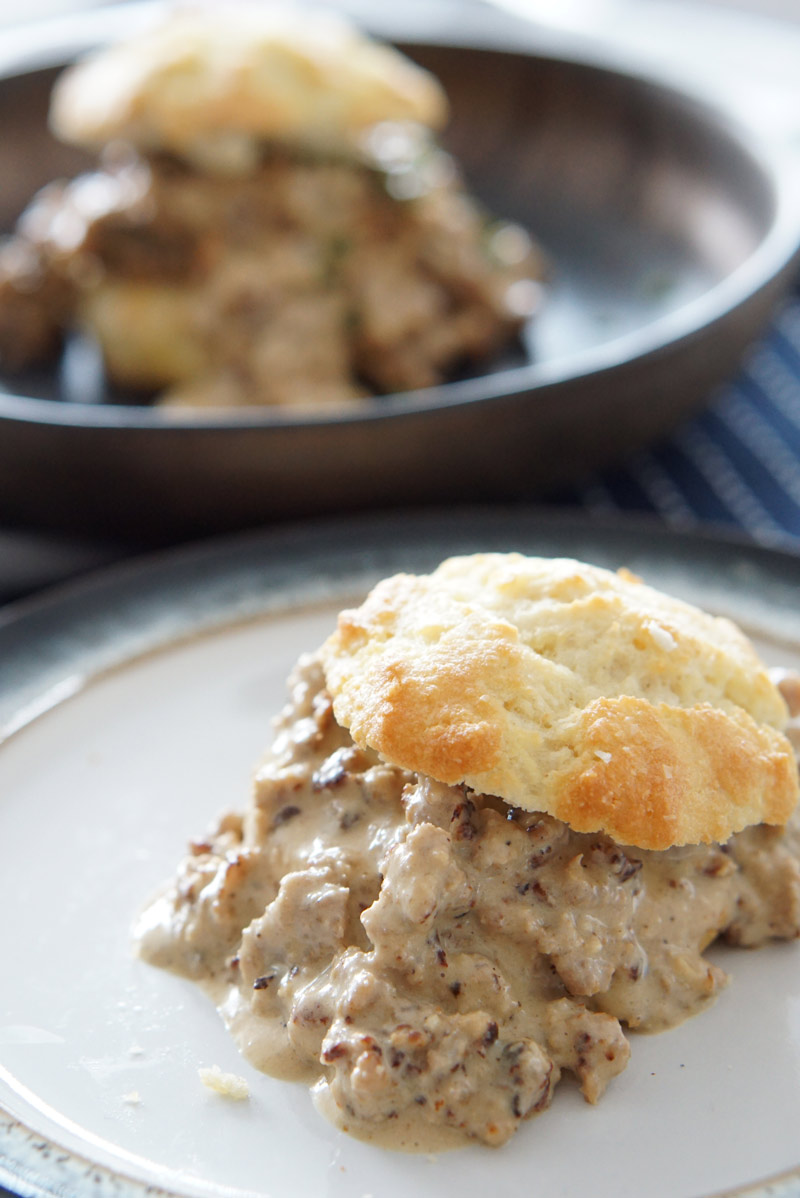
[{"x1": 560, "y1": 286, "x2": 800, "y2": 549}]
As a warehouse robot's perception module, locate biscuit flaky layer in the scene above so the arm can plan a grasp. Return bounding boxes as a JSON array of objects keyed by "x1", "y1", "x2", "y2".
[
  {"x1": 50, "y1": 5, "x2": 448, "y2": 159},
  {"x1": 321, "y1": 554, "x2": 798, "y2": 850}
]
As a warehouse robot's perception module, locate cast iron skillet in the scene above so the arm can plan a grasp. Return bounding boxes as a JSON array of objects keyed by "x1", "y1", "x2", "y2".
[{"x1": 0, "y1": 3, "x2": 799, "y2": 542}]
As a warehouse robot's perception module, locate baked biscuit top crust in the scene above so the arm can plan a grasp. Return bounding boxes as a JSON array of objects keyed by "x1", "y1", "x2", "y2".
[
  {"x1": 50, "y1": 5, "x2": 448, "y2": 162},
  {"x1": 321, "y1": 554, "x2": 798, "y2": 850}
]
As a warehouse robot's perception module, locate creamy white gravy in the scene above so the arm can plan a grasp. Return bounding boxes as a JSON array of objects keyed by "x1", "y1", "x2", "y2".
[{"x1": 135, "y1": 656, "x2": 800, "y2": 1150}]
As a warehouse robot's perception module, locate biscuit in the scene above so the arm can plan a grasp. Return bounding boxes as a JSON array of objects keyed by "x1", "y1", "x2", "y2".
[
  {"x1": 50, "y1": 6, "x2": 448, "y2": 162},
  {"x1": 321, "y1": 554, "x2": 798, "y2": 850}
]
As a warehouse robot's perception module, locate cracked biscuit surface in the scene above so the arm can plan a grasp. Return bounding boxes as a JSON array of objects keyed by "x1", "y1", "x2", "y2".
[
  {"x1": 50, "y1": 4, "x2": 448, "y2": 161},
  {"x1": 321, "y1": 554, "x2": 798, "y2": 849}
]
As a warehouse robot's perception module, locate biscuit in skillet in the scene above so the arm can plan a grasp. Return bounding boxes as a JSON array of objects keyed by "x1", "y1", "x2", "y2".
[{"x1": 50, "y1": 4, "x2": 448, "y2": 165}]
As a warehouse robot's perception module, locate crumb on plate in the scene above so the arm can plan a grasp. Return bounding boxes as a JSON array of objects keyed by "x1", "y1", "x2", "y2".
[{"x1": 198, "y1": 1063, "x2": 250, "y2": 1100}]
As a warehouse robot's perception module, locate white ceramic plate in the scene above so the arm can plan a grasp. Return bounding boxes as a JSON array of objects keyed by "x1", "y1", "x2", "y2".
[{"x1": 2, "y1": 511, "x2": 800, "y2": 1198}]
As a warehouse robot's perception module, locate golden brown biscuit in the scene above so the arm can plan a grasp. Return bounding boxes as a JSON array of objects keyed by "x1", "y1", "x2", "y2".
[
  {"x1": 321, "y1": 554, "x2": 798, "y2": 850},
  {"x1": 50, "y1": 6, "x2": 448, "y2": 165}
]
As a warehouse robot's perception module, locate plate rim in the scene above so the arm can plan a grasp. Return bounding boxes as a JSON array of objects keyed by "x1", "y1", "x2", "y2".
[
  {"x1": 2, "y1": 506, "x2": 800, "y2": 1198},
  {"x1": 0, "y1": 2, "x2": 799, "y2": 431},
  {"x1": 4, "y1": 504, "x2": 800, "y2": 641}
]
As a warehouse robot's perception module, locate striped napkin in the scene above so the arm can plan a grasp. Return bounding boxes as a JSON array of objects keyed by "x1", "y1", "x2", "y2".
[{"x1": 562, "y1": 285, "x2": 800, "y2": 549}]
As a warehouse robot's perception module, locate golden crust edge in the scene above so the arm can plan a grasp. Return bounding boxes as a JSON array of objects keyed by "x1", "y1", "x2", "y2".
[
  {"x1": 322, "y1": 563, "x2": 800, "y2": 851},
  {"x1": 546, "y1": 696, "x2": 799, "y2": 851},
  {"x1": 50, "y1": 10, "x2": 449, "y2": 152}
]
